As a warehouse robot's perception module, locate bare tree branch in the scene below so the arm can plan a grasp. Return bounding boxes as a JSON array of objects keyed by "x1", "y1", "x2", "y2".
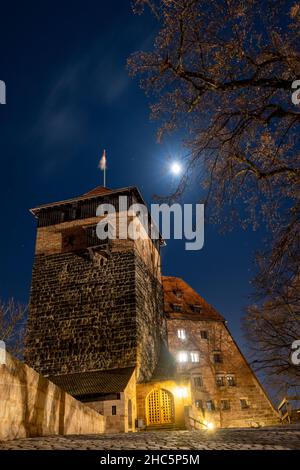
[{"x1": 0, "y1": 299, "x2": 27, "y2": 358}]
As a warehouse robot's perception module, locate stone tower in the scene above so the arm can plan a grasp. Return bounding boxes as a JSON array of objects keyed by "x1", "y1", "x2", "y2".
[{"x1": 25, "y1": 186, "x2": 166, "y2": 382}]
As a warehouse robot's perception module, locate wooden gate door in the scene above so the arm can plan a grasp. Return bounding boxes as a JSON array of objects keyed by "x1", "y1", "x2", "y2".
[{"x1": 147, "y1": 389, "x2": 174, "y2": 425}]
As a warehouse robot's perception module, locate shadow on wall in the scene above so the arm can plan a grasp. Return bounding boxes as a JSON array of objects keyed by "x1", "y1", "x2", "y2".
[{"x1": 0, "y1": 353, "x2": 105, "y2": 441}]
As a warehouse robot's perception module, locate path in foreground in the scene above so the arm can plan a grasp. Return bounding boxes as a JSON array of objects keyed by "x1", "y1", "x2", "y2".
[{"x1": 1, "y1": 425, "x2": 300, "y2": 450}]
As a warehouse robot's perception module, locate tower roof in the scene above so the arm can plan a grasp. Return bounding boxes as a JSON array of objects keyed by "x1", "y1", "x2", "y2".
[
  {"x1": 162, "y1": 276, "x2": 225, "y2": 322},
  {"x1": 82, "y1": 186, "x2": 113, "y2": 197},
  {"x1": 30, "y1": 185, "x2": 144, "y2": 216}
]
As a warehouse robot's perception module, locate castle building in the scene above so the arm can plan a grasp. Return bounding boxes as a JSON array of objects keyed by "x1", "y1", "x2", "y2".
[
  {"x1": 25, "y1": 185, "x2": 278, "y2": 433},
  {"x1": 160, "y1": 277, "x2": 278, "y2": 429}
]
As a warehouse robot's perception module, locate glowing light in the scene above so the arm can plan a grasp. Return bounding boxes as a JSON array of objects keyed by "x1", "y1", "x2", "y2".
[
  {"x1": 174, "y1": 386, "x2": 188, "y2": 399},
  {"x1": 204, "y1": 421, "x2": 215, "y2": 431},
  {"x1": 177, "y1": 351, "x2": 188, "y2": 363},
  {"x1": 170, "y1": 162, "x2": 182, "y2": 175},
  {"x1": 177, "y1": 328, "x2": 186, "y2": 340}
]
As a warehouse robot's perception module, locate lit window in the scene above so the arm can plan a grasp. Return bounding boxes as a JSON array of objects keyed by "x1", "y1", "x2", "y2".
[
  {"x1": 177, "y1": 328, "x2": 186, "y2": 340},
  {"x1": 213, "y1": 353, "x2": 223, "y2": 364},
  {"x1": 221, "y1": 400, "x2": 231, "y2": 411},
  {"x1": 200, "y1": 330, "x2": 209, "y2": 340},
  {"x1": 195, "y1": 399, "x2": 203, "y2": 409},
  {"x1": 177, "y1": 351, "x2": 188, "y2": 363},
  {"x1": 240, "y1": 399, "x2": 249, "y2": 410},
  {"x1": 206, "y1": 400, "x2": 215, "y2": 412},
  {"x1": 226, "y1": 375, "x2": 236, "y2": 386},
  {"x1": 190, "y1": 351, "x2": 200, "y2": 363},
  {"x1": 193, "y1": 376, "x2": 203, "y2": 388},
  {"x1": 216, "y1": 375, "x2": 224, "y2": 387},
  {"x1": 112, "y1": 405, "x2": 117, "y2": 415}
]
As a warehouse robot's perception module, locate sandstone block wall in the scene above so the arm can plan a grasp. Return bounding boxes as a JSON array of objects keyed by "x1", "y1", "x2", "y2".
[
  {"x1": 135, "y1": 254, "x2": 166, "y2": 383},
  {"x1": 26, "y1": 234, "x2": 165, "y2": 381},
  {"x1": 167, "y1": 319, "x2": 279, "y2": 428},
  {"x1": 0, "y1": 353, "x2": 105, "y2": 441},
  {"x1": 26, "y1": 249, "x2": 138, "y2": 376}
]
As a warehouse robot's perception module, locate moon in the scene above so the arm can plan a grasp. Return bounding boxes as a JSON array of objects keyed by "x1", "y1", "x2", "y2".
[{"x1": 170, "y1": 162, "x2": 182, "y2": 175}]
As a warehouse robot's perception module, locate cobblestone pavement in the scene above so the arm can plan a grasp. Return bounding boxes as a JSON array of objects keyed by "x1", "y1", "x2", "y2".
[{"x1": 1, "y1": 425, "x2": 300, "y2": 450}]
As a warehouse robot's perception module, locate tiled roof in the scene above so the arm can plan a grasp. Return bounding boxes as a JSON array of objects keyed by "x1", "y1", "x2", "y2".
[
  {"x1": 30, "y1": 186, "x2": 146, "y2": 215},
  {"x1": 49, "y1": 367, "x2": 135, "y2": 397},
  {"x1": 82, "y1": 186, "x2": 113, "y2": 197},
  {"x1": 162, "y1": 276, "x2": 225, "y2": 322}
]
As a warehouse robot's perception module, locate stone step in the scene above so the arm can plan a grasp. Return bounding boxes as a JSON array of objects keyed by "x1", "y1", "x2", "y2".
[{"x1": 145, "y1": 423, "x2": 185, "y2": 432}]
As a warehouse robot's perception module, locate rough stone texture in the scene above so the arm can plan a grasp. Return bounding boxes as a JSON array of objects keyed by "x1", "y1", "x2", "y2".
[
  {"x1": 135, "y1": 255, "x2": 166, "y2": 383},
  {"x1": 26, "y1": 249, "x2": 137, "y2": 376},
  {"x1": 1, "y1": 425, "x2": 300, "y2": 450},
  {"x1": 25, "y1": 204, "x2": 165, "y2": 382},
  {"x1": 0, "y1": 353, "x2": 105, "y2": 441}
]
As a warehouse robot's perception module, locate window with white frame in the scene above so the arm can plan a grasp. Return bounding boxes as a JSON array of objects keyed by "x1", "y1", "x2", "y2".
[
  {"x1": 221, "y1": 400, "x2": 231, "y2": 411},
  {"x1": 193, "y1": 376, "x2": 203, "y2": 388},
  {"x1": 206, "y1": 400, "x2": 215, "y2": 412},
  {"x1": 216, "y1": 375, "x2": 224, "y2": 387},
  {"x1": 190, "y1": 351, "x2": 200, "y2": 363},
  {"x1": 195, "y1": 399, "x2": 203, "y2": 409},
  {"x1": 177, "y1": 328, "x2": 186, "y2": 340},
  {"x1": 177, "y1": 351, "x2": 188, "y2": 363},
  {"x1": 226, "y1": 375, "x2": 236, "y2": 386}
]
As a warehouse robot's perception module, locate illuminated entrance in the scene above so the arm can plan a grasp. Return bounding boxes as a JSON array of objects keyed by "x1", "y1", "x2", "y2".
[{"x1": 146, "y1": 388, "x2": 175, "y2": 425}]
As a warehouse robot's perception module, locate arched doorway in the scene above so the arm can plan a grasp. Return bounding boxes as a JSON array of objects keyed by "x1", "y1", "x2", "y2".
[{"x1": 146, "y1": 389, "x2": 175, "y2": 426}]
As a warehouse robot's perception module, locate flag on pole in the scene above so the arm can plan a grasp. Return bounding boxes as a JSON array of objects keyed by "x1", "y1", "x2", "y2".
[
  {"x1": 99, "y1": 149, "x2": 107, "y2": 187},
  {"x1": 99, "y1": 149, "x2": 107, "y2": 171}
]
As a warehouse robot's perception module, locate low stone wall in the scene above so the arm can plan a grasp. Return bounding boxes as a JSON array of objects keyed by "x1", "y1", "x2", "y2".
[{"x1": 0, "y1": 353, "x2": 105, "y2": 440}]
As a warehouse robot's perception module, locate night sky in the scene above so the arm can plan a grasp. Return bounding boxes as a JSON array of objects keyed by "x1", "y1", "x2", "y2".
[{"x1": 0, "y1": 1, "x2": 264, "y2": 353}]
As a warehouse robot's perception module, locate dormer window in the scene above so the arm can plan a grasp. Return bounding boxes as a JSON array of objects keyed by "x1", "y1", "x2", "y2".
[
  {"x1": 191, "y1": 304, "x2": 201, "y2": 313},
  {"x1": 174, "y1": 290, "x2": 182, "y2": 299},
  {"x1": 172, "y1": 303, "x2": 182, "y2": 312}
]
